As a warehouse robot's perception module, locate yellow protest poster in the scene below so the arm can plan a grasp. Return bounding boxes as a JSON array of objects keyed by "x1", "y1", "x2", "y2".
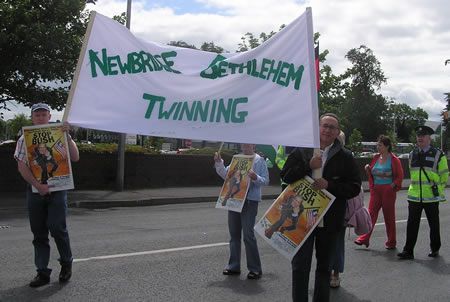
[
  {"x1": 216, "y1": 154, "x2": 254, "y2": 213},
  {"x1": 254, "y1": 176, "x2": 335, "y2": 260},
  {"x1": 23, "y1": 123, "x2": 74, "y2": 193}
]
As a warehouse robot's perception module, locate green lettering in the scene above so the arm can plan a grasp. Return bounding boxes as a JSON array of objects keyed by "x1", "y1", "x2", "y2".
[
  {"x1": 216, "y1": 98, "x2": 233, "y2": 123},
  {"x1": 286, "y1": 64, "x2": 305, "y2": 90},
  {"x1": 231, "y1": 97, "x2": 248, "y2": 123},
  {"x1": 161, "y1": 51, "x2": 181, "y2": 74},
  {"x1": 88, "y1": 48, "x2": 109, "y2": 77},
  {"x1": 268, "y1": 60, "x2": 282, "y2": 83},
  {"x1": 194, "y1": 100, "x2": 210, "y2": 122},
  {"x1": 276, "y1": 61, "x2": 290, "y2": 86},
  {"x1": 259, "y1": 58, "x2": 271, "y2": 79},
  {"x1": 142, "y1": 93, "x2": 165, "y2": 119}
]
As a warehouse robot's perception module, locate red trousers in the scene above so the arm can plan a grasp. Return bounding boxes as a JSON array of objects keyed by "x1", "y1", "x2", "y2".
[{"x1": 357, "y1": 184, "x2": 397, "y2": 248}]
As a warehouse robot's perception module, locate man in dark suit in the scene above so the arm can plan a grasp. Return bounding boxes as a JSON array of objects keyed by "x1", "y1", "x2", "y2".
[{"x1": 281, "y1": 113, "x2": 361, "y2": 302}]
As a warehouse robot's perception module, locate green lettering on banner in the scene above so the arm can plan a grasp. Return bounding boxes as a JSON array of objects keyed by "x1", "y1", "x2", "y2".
[
  {"x1": 161, "y1": 51, "x2": 181, "y2": 74},
  {"x1": 276, "y1": 61, "x2": 290, "y2": 86},
  {"x1": 209, "y1": 99, "x2": 217, "y2": 122},
  {"x1": 231, "y1": 97, "x2": 248, "y2": 123},
  {"x1": 89, "y1": 49, "x2": 109, "y2": 77},
  {"x1": 216, "y1": 98, "x2": 232, "y2": 123},
  {"x1": 287, "y1": 64, "x2": 305, "y2": 90},
  {"x1": 141, "y1": 93, "x2": 249, "y2": 124},
  {"x1": 268, "y1": 60, "x2": 282, "y2": 83},
  {"x1": 200, "y1": 55, "x2": 227, "y2": 79},
  {"x1": 142, "y1": 93, "x2": 165, "y2": 118},
  {"x1": 193, "y1": 100, "x2": 210, "y2": 122},
  {"x1": 259, "y1": 58, "x2": 271, "y2": 79}
]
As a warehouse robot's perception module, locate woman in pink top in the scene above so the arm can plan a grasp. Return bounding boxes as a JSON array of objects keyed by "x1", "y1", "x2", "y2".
[{"x1": 355, "y1": 135, "x2": 404, "y2": 249}]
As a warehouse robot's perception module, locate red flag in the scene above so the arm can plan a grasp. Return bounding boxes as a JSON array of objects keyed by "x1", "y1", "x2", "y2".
[{"x1": 315, "y1": 45, "x2": 320, "y2": 91}]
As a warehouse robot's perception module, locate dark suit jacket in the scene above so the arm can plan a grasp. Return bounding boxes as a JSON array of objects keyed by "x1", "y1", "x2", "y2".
[{"x1": 280, "y1": 140, "x2": 361, "y2": 231}]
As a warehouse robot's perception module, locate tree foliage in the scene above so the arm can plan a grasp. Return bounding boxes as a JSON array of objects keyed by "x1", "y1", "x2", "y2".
[
  {"x1": 237, "y1": 25, "x2": 285, "y2": 52},
  {"x1": 347, "y1": 128, "x2": 363, "y2": 155},
  {"x1": 200, "y1": 42, "x2": 224, "y2": 54},
  {"x1": 0, "y1": 0, "x2": 90, "y2": 110},
  {"x1": 340, "y1": 45, "x2": 389, "y2": 140},
  {"x1": 389, "y1": 103, "x2": 428, "y2": 142}
]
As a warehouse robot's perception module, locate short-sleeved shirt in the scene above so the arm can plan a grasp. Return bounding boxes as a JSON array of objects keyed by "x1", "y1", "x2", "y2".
[{"x1": 14, "y1": 135, "x2": 27, "y2": 163}]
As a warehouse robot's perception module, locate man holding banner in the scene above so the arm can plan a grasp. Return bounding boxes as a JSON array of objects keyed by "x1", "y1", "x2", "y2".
[
  {"x1": 14, "y1": 103, "x2": 79, "y2": 287},
  {"x1": 281, "y1": 113, "x2": 361, "y2": 301}
]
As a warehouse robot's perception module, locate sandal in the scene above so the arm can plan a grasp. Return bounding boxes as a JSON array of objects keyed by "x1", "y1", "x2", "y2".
[{"x1": 330, "y1": 275, "x2": 340, "y2": 288}]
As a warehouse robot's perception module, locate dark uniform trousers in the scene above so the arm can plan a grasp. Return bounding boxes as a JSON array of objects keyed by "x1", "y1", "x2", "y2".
[{"x1": 404, "y1": 201, "x2": 441, "y2": 253}]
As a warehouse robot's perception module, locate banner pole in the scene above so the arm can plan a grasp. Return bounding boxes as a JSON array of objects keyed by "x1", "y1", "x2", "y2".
[{"x1": 62, "y1": 11, "x2": 97, "y2": 122}]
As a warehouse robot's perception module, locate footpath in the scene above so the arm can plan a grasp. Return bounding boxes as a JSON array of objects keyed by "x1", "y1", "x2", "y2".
[{"x1": 1, "y1": 180, "x2": 414, "y2": 210}]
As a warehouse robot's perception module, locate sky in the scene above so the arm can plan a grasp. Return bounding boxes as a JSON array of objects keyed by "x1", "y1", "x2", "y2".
[{"x1": 3, "y1": 0, "x2": 450, "y2": 122}]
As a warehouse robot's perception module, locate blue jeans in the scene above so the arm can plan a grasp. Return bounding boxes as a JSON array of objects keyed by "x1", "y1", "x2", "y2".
[
  {"x1": 226, "y1": 199, "x2": 262, "y2": 273},
  {"x1": 27, "y1": 188, "x2": 73, "y2": 276},
  {"x1": 329, "y1": 227, "x2": 346, "y2": 273}
]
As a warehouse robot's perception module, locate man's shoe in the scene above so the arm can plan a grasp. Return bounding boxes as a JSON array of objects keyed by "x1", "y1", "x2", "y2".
[
  {"x1": 428, "y1": 250, "x2": 439, "y2": 258},
  {"x1": 59, "y1": 263, "x2": 72, "y2": 283},
  {"x1": 223, "y1": 269, "x2": 241, "y2": 276},
  {"x1": 397, "y1": 251, "x2": 414, "y2": 260},
  {"x1": 247, "y1": 271, "x2": 262, "y2": 280},
  {"x1": 29, "y1": 273, "x2": 50, "y2": 288}
]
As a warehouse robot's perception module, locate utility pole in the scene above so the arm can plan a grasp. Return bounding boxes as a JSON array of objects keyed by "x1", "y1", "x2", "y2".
[{"x1": 116, "y1": 0, "x2": 132, "y2": 191}]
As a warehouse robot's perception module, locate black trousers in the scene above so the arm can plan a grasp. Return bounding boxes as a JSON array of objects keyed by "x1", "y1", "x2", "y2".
[
  {"x1": 404, "y1": 201, "x2": 441, "y2": 253},
  {"x1": 291, "y1": 227, "x2": 338, "y2": 302}
]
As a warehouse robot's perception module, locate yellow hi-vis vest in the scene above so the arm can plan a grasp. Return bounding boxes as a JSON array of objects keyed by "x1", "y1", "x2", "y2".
[{"x1": 407, "y1": 147, "x2": 448, "y2": 203}]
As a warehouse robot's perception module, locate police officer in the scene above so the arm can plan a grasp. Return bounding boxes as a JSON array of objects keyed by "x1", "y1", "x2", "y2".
[{"x1": 398, "y1": 125, "x2": 448, "y2": 260}]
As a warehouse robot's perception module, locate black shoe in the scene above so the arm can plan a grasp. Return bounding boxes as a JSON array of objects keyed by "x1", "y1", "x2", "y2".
[
  {"x1": 59, "y1": 263, "x2": 72, "y2": 283},
  {"x1": 428, "y1": 250, "x2": 439, "y2": 258},
  {"x1": 247, "y1": 271, "x2": 262, "y2": 280},
  {"x1": 223, "y1": 269, "x2": 240, "y2": 276},
  {"x1": 29, "y1": 273, "x2": 50, "y2": 288},
  {"x1": 397, "y1": 251, "x2": 414, "y2": 260}
]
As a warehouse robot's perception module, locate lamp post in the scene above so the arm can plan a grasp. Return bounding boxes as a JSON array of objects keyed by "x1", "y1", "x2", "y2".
[{"x1": 116, "y1": 0, "x2": 132, "y2": 191}]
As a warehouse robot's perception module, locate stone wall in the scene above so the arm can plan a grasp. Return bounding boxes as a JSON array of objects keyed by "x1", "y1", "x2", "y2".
[{"x1": 1, "y1": 145, "x2": 411, "y2": 192}]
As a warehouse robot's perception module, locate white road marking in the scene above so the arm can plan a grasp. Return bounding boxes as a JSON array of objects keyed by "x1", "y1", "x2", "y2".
[
  {"x1": 74, "y1": 218, "x2": 428, "y2": 263},
  {"x1": 74, "y1": 242, "x2": 228, "y2": 263}
]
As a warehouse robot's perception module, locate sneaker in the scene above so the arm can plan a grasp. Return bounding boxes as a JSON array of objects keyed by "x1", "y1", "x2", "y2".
[
  {"x1": 59, "y1": 263, "x2": 72, "y2": 283},
  {"x1": 29, "y1": 273, "x2": 50, "y2": 288}
]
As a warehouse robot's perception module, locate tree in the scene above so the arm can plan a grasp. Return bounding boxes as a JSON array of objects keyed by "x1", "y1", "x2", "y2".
[
  {"x1": 236, "y1": 25, "x2": 285, "y2": 52},
  {"x1": 341, "y1": 45, "x2": 389, "y2": 140},
  {"x1": 200, "y1": 42, "x2": 224, "y2": 54},
  {"x1": 6, "y1": 113, "x2": 32, "y2": 139},
  {"x1": 347, "y1": 128, "x2": 363, "y2": 156},
  {"x1": 167, "y1": 41, "x2": 197, "y2": 50},
  {"x1": 0, "y1": 1, "x2": 90, "y2": 110},
  {"x1": 389, "y1": 103, "x2": 428, "y2": 142}
]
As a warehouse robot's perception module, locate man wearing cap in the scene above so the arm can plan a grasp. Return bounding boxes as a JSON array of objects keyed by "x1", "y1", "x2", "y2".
[
  {"x1": 397, "y1": 125, "x2": 448, "y2": 260},
  {"x1": 14, "y1": 103, "x2": 79, "y2": 287}
]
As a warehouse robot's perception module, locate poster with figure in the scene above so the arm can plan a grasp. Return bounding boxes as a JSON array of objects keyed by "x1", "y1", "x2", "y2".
[
  {"x1": 23, "y1": 123, "x2": 74, "y2": 193},
  {"x1": 216, "y1": 154, "x2": 254, "y2": 213},
  {"x1": 254, "y1": 176, "x2": 335, "y2": 260}
]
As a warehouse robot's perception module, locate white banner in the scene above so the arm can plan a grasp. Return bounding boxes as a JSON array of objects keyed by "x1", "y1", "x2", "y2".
[{"x1": 65, "y1": 8, "x2": 319, "y2": 148}]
